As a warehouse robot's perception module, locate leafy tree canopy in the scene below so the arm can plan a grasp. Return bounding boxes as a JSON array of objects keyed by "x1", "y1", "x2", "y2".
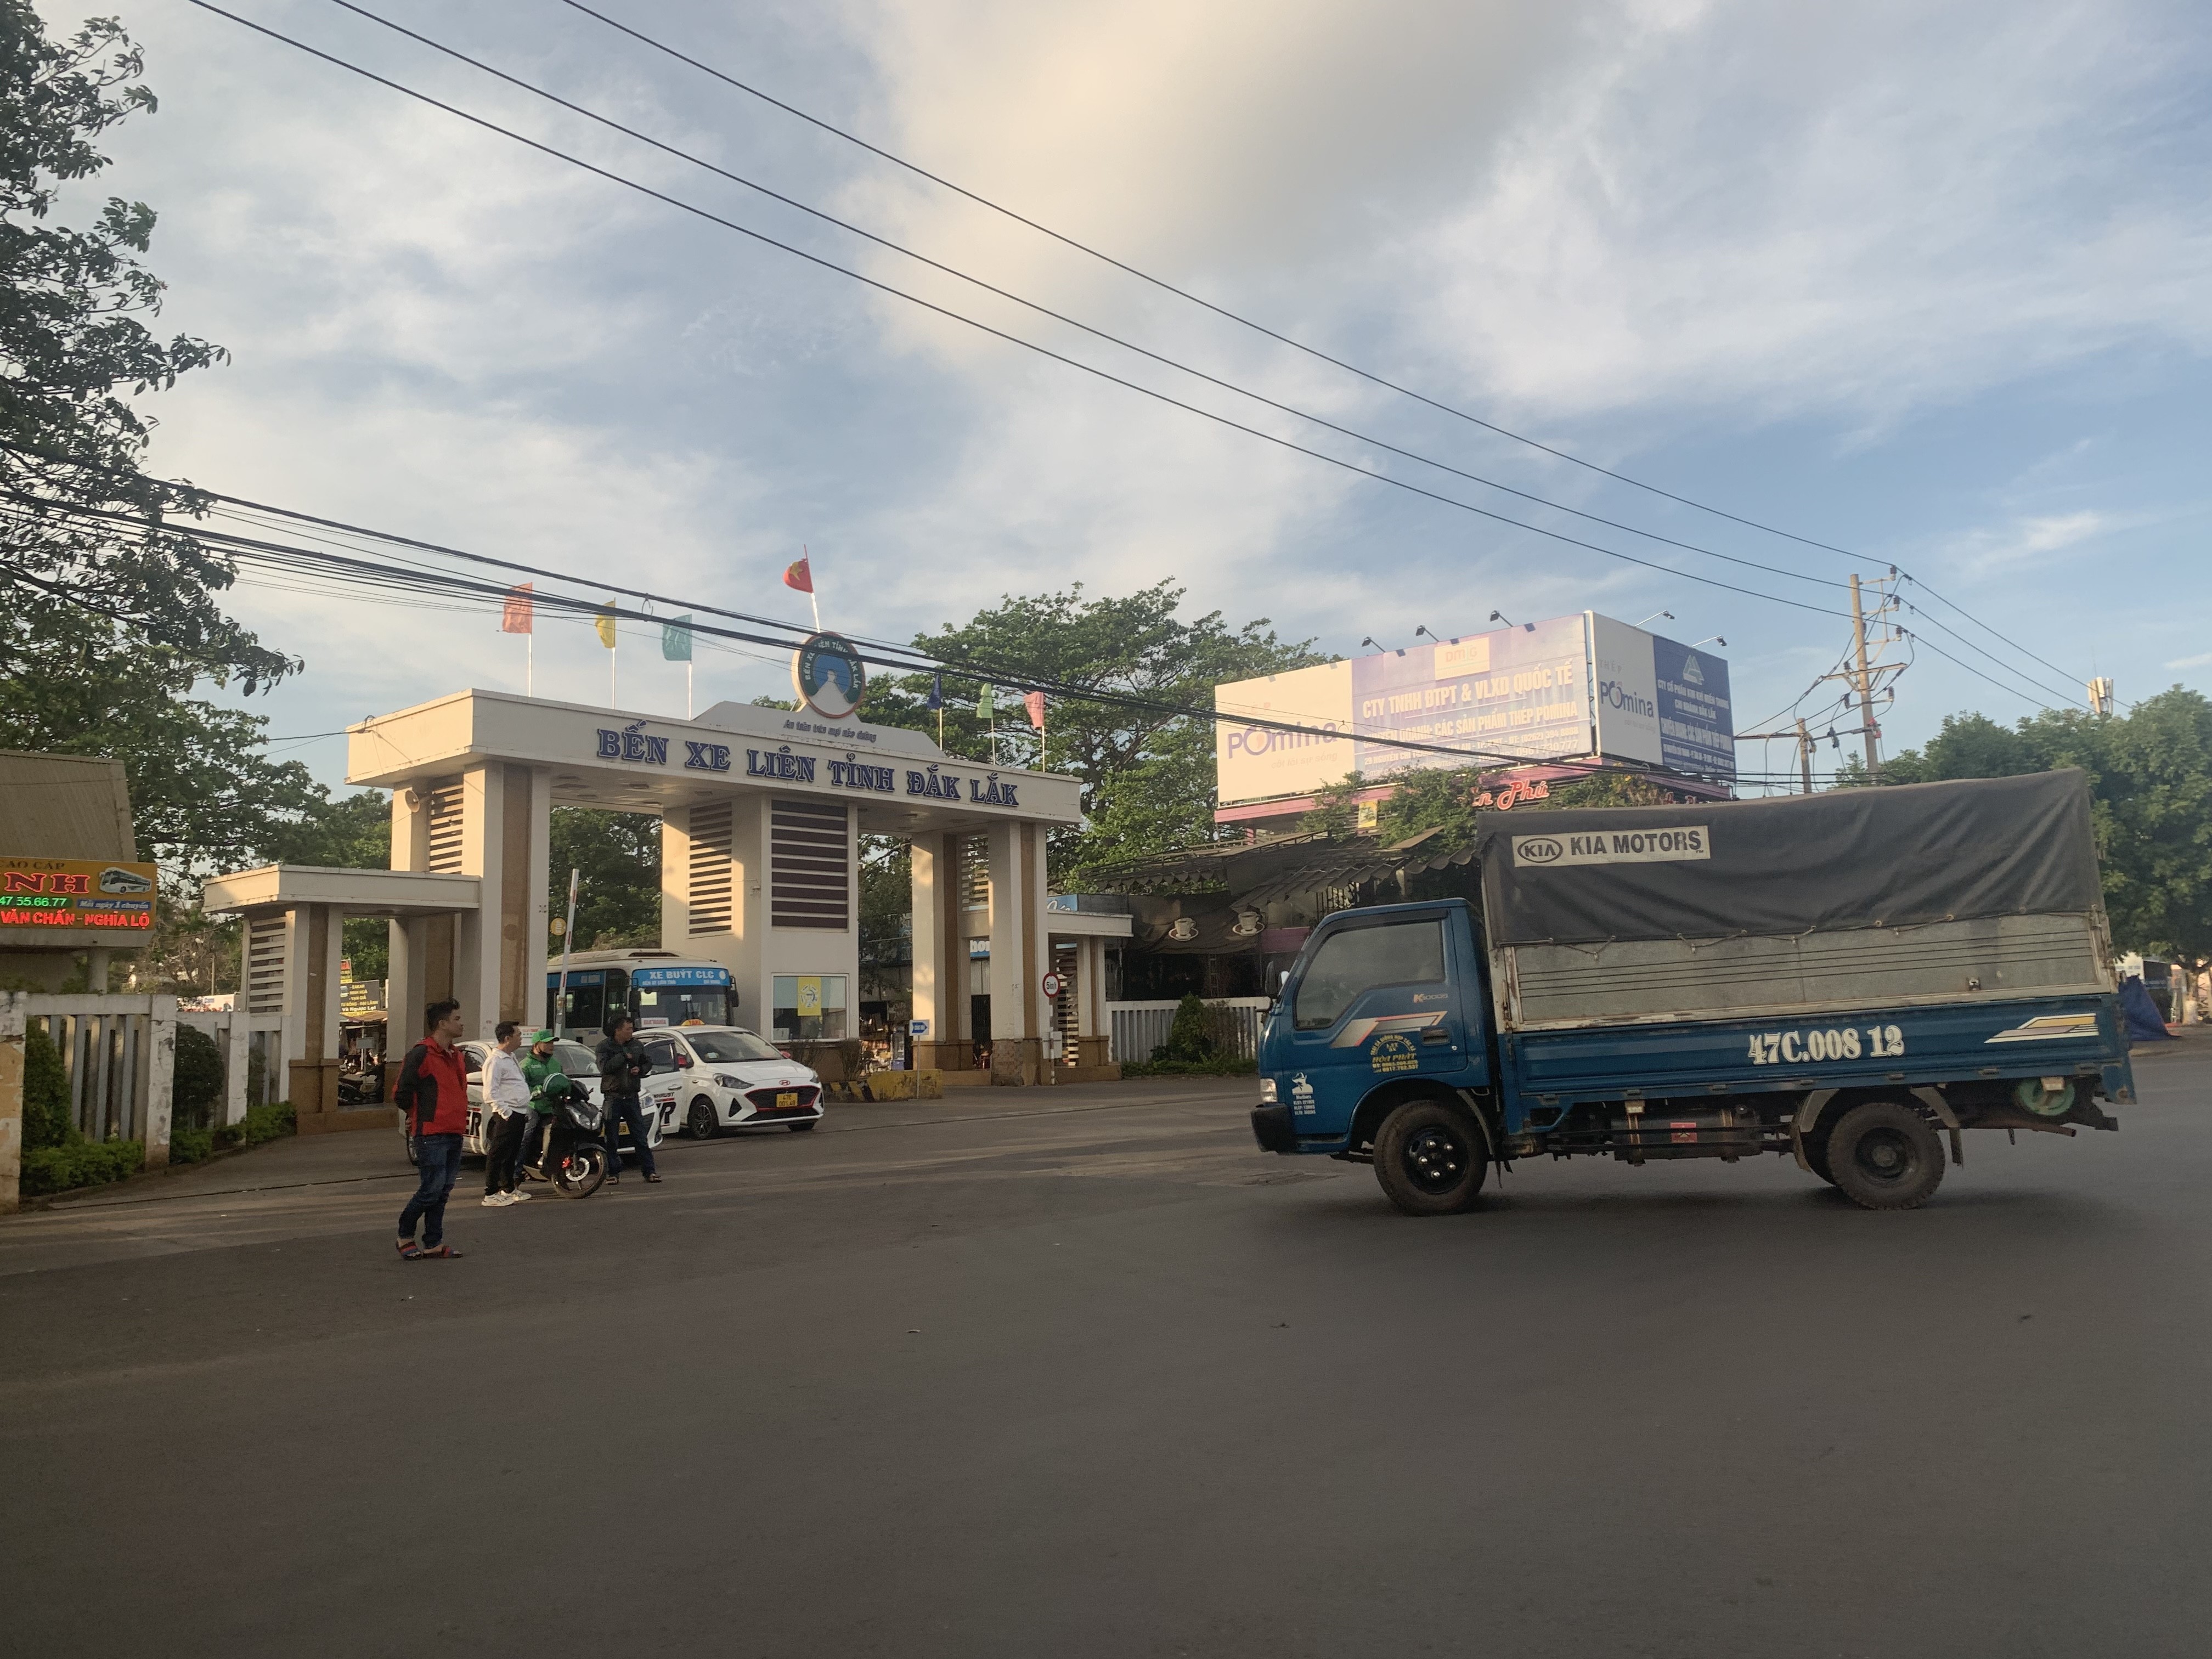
[
  {"x1": 0, "y1": 4, "x2": 287, "y2": 690},
  {"x1": 860, "y1": 581, "x2": 1326, "y2": 882},
  {"x1": 549, "y1": 806, "x2": 661, "y2": 951},
  {"x1": 1855, "y1": 687, "x2": 2212, "y2": 958}
]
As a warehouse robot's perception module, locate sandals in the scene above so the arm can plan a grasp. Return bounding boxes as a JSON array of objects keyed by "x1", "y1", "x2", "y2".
[
  {"x1": 410, "y1": 1244, "x2": 464, "y2": 1259},
  {"x1": 395, "y1": 1238, "x2": 421, "y2": 1260}
]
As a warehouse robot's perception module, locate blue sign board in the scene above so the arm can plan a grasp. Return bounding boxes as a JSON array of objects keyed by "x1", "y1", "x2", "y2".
[
  {"x1": 1651, "y1": 635, "x2": 1735, "y2": 781},
  {"x1": 631, "y1": 965, "x2": 732, "y2": 988}
]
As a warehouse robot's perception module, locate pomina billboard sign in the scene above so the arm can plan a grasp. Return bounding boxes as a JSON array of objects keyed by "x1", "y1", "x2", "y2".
[{"x1": 1213, "y1": 614, "x2": 1733, "y2": 807}]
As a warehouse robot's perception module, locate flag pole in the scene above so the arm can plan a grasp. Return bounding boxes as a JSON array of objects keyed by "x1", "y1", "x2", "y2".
[
  {"x1": 686, "y1": 661, "x2": 694, "y2": 720},
  {"x1": 526, "y1": 631, "x2": 533, "y2": 698}
]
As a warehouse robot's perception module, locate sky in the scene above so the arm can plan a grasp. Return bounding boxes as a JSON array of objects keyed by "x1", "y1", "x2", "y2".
[{"x1": 42, "y1": 0, "x2": 2212, "y2": 797}]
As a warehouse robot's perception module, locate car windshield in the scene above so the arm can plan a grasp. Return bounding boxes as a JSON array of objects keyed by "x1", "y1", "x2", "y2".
[
  {"x1": 553, "y1": 1041, "x2": 599, "y2": 1079},
  {"x1": 685, "y1": 1030, "x2": 784, "y2": 1064}
]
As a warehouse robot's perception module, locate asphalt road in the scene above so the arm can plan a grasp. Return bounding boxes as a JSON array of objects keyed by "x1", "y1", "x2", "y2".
[{"x1": 5, "y1": 1048, "x2": 2209, "y2": 1658}]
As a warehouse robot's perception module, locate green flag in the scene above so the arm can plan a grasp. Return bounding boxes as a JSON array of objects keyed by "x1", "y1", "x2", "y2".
[
  {"x1": 661, "y1": 615, "x2": 693, "y2": 662},
  {"x1": 976, "y1": 682, "x2": 994, "y2": 719}
]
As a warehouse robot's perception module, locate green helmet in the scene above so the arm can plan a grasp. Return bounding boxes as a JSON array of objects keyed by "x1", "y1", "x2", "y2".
[{"x1": 539, "y1": 1070, "x2": 578, "y2": 1103}]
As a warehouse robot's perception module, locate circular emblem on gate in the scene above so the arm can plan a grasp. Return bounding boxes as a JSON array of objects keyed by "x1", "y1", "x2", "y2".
[{"x1": 792, "y1": 631, "x2": 866, "y2": 719}]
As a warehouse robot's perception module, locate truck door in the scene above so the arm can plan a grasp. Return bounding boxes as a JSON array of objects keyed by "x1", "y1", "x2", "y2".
[{"x1": 1280, "y1": 911, "x2": 1466, "y2": 1133}]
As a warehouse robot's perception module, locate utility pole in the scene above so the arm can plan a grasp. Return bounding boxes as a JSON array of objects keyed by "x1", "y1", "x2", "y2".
[
  {"x1": 1796, "y1": 718, "x2": 1813, "y2": 795},
  {"x1": 1850, "y1": 573, "x2": 1881, "y2": 780}
]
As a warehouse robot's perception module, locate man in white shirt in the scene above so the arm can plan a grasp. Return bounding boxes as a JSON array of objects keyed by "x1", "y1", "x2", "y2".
[{"x1": 481, "y1": 1021, "x2": 534, "y2": 1208}]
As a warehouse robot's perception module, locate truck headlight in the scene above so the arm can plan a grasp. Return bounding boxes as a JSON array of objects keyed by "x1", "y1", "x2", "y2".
[{"x1": 1258, "y1": 1077, "x2": 1278, "y2": 1104}]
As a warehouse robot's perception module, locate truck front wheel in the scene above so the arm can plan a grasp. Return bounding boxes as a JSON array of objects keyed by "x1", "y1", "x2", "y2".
[
  {"x1": 1826, "y1": 1101, "x2": 1944, "y2": 1211},
  {"x1": 1374, "y1": 1099, "x2": 1489, "y2": 1216}
]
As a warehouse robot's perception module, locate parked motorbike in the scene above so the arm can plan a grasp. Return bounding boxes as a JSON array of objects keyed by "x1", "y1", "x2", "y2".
[{"x1": 530, "y1": 1077, "x2": 609, "y2": 1198}]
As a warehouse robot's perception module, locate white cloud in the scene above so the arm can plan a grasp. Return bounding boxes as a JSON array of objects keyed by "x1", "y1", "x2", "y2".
[
  {"x1": 1940, "y1": 510, "x2": 2115, "y2": 575},
  {"x1": 2167, "y1": 652, "x2": 2212, "y2": 671}
]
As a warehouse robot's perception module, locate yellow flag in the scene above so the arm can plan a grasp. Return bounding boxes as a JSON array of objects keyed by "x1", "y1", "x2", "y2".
[{"x1": 595, "y1": 600, "x2": 617, "y2": 649}]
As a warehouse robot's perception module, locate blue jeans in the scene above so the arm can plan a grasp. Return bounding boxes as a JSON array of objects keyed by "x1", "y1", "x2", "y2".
[
  {"x1": 519, "y1": 1111, "x2": 549, "y2": 1172},
  {"x1": 400, "y1": 1133, "x2": 464, "y2": 1246},
  {"x1": 603, "y1": 1094, "x2": 656, "y2": 1177}
]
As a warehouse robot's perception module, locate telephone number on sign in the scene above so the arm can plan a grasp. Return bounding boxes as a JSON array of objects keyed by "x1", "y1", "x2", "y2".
[{"x1": 1746, "y1": 1025, "x2": 1905, "y2": 1066}]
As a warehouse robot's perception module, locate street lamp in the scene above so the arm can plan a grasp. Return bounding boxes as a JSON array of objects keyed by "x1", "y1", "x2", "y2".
[
  {"x1": 1358, "y1": 636, "x2": 1384, "y2": 653},
  {"x1": 1692, "y1": 635, "x2": 1726, "y2": 648},
  {"x1": 1488, "y1": 610, "x2": 1513, "y2": 627},
  {"x1": 1635, "y1": 611, "x2": 1674, "y2": 628}
]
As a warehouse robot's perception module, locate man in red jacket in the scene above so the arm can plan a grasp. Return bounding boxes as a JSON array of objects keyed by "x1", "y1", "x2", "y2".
[{"x1": 394, "y1": 998, "x2": 471, "y2": 1259}]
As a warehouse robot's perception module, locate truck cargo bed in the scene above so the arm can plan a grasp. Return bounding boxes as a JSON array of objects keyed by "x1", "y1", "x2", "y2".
[{"x1": 1500, "y1": 911, "x2": 2108, "y2": 1030}]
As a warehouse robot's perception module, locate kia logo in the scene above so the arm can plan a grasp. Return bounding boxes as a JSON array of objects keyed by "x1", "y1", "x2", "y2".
[{"x1": 1518, "y1": 837, "x2": 1563, "y2": 864}]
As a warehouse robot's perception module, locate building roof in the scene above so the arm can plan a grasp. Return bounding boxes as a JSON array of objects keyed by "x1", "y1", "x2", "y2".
[{"x1": 0, "y1": 749, "x2": 136, "y2": 860}]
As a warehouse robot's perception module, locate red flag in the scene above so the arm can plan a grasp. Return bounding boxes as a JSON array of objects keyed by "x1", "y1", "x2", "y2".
[
  {"x1": 1023, "y1": 690, "x2": 1045, "y2": 730},
  {"x1": 782, "y1": 555, "x2": 813, "y2": 595},
  {"x1": 500, "y1": 582, "x2": 533, "y2": 634}
]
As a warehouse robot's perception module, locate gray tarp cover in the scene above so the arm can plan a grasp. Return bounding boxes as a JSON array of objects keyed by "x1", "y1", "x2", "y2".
[{"x1": 1476, "y1": 770, "x2": 2101, "y2": 945}]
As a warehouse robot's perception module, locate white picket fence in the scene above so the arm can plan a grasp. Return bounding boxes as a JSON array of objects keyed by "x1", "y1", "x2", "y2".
[
  {"x1": 1107, "y1": 997, "x2": 1272, "y2": 1064},
  {"x1": 1, "y1": 991, "x2": 286, "y2": 1152}
]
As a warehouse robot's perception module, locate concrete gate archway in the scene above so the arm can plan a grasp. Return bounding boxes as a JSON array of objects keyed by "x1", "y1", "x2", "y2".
[{"x1": 346, "y1": 689, "x2": 1094, "y2": 1081}]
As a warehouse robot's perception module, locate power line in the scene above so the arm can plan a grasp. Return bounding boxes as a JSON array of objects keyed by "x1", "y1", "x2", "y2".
[
  {"x1": 181, "y1": 4, "x2": 2094, "y2": 711},
  {"x1": 176, "y1": 0, "x2": 1862, "y2": 630},
  {"x1": 557, "y1": 1, "x2": 2106, "y2": 710},
  {"x1": 309, "y1": 0, "x2": 1852, "y2": 600},
  {"x1": 556, "y1": 0, "x2": 1871, "y2": 563},
  {"x1": 1, "y1": 489, "x2": 1688, "y2": 779}
]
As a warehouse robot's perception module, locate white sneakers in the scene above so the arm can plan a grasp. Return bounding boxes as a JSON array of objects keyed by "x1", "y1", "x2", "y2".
[
  {"x1": 507, "y1": 1189, "x2": 531, "y2": 1201},
  {"x1": 479, "y1": 1189, "x2": 533, "y2": 1208}
]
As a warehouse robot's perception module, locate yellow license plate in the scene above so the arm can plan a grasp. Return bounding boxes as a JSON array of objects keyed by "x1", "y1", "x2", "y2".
[{"x1": 776, "y1": 1091, "x2": 798, "y2": 1109}]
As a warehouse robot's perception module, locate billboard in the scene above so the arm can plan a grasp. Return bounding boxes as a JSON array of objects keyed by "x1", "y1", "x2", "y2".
[
  {"x1": 0, "y1": 856, "x2": 159, "y2": 935},
  {"x1": 1350, "y1": 616, "x2": 1592, "y2": 778},
  {"x1": 1214, "y1": 659, "x2": 1354, "y2": 805},
  {"x1": 1214, "y1": 615, "x2": 1734, "y2": 807}
]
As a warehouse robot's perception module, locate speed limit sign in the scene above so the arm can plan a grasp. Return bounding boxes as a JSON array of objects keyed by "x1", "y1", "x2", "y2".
[{"x1": 1040, "y1": 971, "x2": 1063, "y2": 998}]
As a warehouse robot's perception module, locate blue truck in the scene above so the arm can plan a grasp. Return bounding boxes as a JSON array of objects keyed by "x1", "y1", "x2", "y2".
[{"x1": 1251, "y1": 770, "x2": 2132, "y2": 1212}]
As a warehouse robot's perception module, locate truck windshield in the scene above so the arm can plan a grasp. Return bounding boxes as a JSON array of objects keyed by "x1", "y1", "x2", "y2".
[{"x1": 1295, "y1": 919, "x2": 1446, "y2": 1030}]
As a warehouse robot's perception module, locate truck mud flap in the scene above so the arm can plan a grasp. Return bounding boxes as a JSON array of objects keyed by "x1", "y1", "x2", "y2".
[
  {"x1": 1790, "y1": 1089, "x2": 1837, "y2": 1173},
  {"x1": 1910, "y1": 1087, "x2": 1966, "y2": 1167}
]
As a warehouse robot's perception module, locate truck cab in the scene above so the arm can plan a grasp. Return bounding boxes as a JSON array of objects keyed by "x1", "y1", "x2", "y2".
[{"x1": 1255, "y1": 900, "x2": 1489, "y2": 1158}]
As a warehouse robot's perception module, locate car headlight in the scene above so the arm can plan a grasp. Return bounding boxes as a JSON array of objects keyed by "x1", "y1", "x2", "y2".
[
  {"x1": 715, "y1": 1073, "x2": 746, "y2": 1088},
  {"x1": 1258, "y1": 1077, "x2": 1278, "y2": 1103}
]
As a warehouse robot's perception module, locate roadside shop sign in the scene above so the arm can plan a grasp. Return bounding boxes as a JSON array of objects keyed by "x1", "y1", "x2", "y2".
[{"x1": 0, "y1": 856, "x2": 159, "y2": 933}]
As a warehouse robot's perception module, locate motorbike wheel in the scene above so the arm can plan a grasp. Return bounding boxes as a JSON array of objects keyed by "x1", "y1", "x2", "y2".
[{"x1": 554, "y1": 1143, "x2": 608, "y2": 1198}]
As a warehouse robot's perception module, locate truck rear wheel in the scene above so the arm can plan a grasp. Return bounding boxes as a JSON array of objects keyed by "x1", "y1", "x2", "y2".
[
  {"x1": 1374, "y1": 1099, "x2": 1489, "y2": 1216},
  {"x1": 1826, "y1": 1101, "x2": 1944, "y2": 1211}
]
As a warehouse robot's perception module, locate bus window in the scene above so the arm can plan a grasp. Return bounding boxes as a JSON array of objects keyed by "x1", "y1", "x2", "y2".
[
  {"x1": 635, "y1": 982, "x2": 731, "y2": 1028},
  {"x1": 549, "y1": 977, "x2": 603, "y2": 1033}
]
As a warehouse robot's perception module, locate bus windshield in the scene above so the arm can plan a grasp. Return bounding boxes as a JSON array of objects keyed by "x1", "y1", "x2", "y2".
[{"x1": 634, "y1": 983, "x2": 731, "y2": 1028}]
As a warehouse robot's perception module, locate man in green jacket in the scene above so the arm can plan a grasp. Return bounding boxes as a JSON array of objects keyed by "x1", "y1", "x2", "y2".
[{"x1": 518, "y1": 1029, "x2": 565, "y2": 1177}]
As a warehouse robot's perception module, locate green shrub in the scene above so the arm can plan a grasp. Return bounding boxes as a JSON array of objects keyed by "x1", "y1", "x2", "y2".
[
  {"x1": 1120, "y1": 1055, "x2": 1257, "y2": 1077},
  {"x1": 168, "y1": 1124, "x2": 215, "y2": 1164},
  {"x1": 237, "y1": 1100, "x2": 295, "y2": 1147},
  {"x1": 1154, "y1": 993, "x2": 1217, "y2": 1064},
  {"x1": 20, "y1": 1138, "x2": 143, "y2": 1197},
  {"x1": 171, "y1": 1025, "x2": 225, "y2": 1130},
  {"x1": 21, "y1": 1024, "x2": 72, "y2": 1152}
]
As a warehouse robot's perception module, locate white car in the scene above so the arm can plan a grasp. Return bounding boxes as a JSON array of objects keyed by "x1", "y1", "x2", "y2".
[{"x1": 634, "y1": 1025, "x2": 826, "y2": 1140}]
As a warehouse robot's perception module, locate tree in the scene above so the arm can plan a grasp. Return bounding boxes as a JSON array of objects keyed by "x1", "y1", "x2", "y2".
[
  {"x1": 548, "y1": 807, "x2": 661, "y2": 950},
  {"x1": 862, "y1": 582, "x2": 1327, "y2": 882},
  {"x1": 1866, "y1": 688, "x2": 2212, "y2": 957},
  {"x1": 0, "y1": 5, "x2": 288, "y2": 691}
]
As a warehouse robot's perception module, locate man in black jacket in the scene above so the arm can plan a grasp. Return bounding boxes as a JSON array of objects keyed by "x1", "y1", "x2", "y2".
[{"x1": 595, "y1": 1011, "x2": 659, "y2": 1185}]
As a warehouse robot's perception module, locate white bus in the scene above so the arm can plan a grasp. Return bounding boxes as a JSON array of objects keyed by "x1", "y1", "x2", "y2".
[{"x1": 546, "y1": 950, "x2": 736, "y2": 1046}]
